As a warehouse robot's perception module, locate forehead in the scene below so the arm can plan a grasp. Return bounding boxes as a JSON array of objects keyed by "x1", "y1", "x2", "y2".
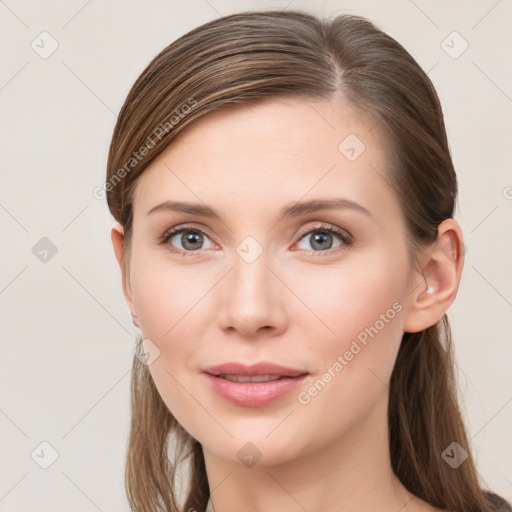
[{"x1": 133, "y1": 96, "x2": 400, "y2": 227}]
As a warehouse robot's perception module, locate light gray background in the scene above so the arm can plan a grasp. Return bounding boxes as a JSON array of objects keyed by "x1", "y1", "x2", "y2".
[{"x1": 0, "y1": 1, "x2": 511, "y2": 510}]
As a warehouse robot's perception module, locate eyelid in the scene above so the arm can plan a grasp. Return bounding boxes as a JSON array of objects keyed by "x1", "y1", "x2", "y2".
[
  {"x1": 158, "y1": 221, "x2": 353, "y2": 255},
  {"x1": 157, "y1": 223, "x2": 217, "y2": 248},
  {"x1": 294, "y1": 222, "x2": 352, "y2": 243}
]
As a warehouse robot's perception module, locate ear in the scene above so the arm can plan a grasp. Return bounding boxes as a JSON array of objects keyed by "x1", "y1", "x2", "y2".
[
  {"x1": 111, "y1": 221, "x2": 136, "y2": 312},
  {"x1": 403, "y1": 218, "x2": 465, "y2": 333}
]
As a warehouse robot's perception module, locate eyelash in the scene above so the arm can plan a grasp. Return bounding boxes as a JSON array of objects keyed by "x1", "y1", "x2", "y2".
[{"x1": 157, "y1": 223, "x2": 353, "y2": 257}]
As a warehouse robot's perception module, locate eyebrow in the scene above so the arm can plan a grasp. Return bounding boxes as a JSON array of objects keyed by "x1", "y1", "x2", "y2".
[{"x1": 146, "y1": 198, "x2": 373, "y2": 222}]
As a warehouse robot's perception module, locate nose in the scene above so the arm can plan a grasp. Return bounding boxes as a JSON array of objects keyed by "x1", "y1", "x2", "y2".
[{"x1": 217, "y1": 249, "x2": 288, "y2": 339}]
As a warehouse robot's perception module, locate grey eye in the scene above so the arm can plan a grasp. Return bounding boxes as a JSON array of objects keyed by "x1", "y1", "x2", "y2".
[
  {"x1": 170, "y1": 230, "x2": 214, "y2": 251},
  {"x1": 296, "y1": 230, "x2": 343, "y2": 252}
]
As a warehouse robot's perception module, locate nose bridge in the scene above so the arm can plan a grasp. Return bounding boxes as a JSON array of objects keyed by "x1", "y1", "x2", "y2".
[{"x1": 219, "y1": 239, "x2": 285, "y2": 336}]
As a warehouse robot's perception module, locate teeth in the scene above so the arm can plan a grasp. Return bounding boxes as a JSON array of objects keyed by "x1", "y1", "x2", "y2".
[{"x1": 219, "y1": 374, "x2": 283, "y2": 383}]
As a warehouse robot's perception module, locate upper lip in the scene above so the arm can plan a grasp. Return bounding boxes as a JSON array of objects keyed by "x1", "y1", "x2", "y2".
[{"x1": 203, "y1": 362, "x2": 308, "y2": 377}]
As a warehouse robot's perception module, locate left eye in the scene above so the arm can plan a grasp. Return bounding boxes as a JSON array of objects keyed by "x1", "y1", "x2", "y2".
[{"x1": 296, "y1": 226, "x2": 351, "y2": 253}]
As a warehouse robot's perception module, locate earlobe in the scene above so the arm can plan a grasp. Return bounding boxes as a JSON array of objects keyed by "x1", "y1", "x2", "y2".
[{"x1": 403, "y1": 219, "x2": 465, "y2": 334}]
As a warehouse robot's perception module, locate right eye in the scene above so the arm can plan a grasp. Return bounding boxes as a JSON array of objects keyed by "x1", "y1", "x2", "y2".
[{"x1": 159, "y1": 226, "x2": 215, "y2": 254}]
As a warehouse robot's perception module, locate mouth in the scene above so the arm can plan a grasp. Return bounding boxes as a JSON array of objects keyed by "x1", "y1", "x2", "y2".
[
  {"x1": 215, "y1": 374, "x2": 289, "y2": 383},
  {"x1": 203, "y1": 361, "x2": 307, "y2": 378},
  {"x1": 202, "y1": 362, "x2": 309, "y2": 407}
]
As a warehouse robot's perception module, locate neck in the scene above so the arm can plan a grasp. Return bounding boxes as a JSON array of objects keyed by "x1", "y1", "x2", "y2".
[{"x1": 202, "y1": 394, "x2": 425, "y2": 512}]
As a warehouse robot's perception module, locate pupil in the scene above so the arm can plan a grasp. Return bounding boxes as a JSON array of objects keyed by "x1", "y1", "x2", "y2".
[
  {"x1": 183, "y1": 231, "x2": 202, "y2": 249},
  {"x1": 312, "y1": 232, "x2": 332, "y2": 250}
]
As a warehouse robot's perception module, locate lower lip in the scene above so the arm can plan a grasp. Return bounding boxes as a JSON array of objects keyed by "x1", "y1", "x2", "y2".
[{"x1": 203, "y1": 373, "x2": 308, "y2": 407}]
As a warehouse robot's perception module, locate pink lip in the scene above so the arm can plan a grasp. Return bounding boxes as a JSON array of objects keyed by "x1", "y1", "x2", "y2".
[{"x1": 202, "y1": 362, "x2": 308, "y2": 407}]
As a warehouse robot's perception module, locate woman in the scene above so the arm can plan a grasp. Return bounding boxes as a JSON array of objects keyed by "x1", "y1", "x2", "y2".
[{"x1": 105, "y1": 10, "x2": 511, "y2": 512}]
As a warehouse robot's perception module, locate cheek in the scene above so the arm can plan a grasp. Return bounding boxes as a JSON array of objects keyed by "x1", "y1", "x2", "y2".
[
  {"x1": 289, "y1": 277, "x2": 405, "y2": 455},
  {"x1": 290, "y1": 256, "x2": 406, "y2": 345},
  {"x1": 129, "y1": 252, "x2": 213, "y2": 411},
  {"x1": 130, "y1": 260, "x2": 209, "y2": 434},
  {"x1": 292, "y1": 260, "x2": 406, "y2": 406},
  {"x1": 130, "y1": 250, "x2": 211, "y2": 339}
]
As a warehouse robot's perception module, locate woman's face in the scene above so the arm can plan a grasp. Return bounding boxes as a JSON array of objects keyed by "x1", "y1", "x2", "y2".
[{"x1": 121, "y1": 96, "x2": 424, "y2": 466}]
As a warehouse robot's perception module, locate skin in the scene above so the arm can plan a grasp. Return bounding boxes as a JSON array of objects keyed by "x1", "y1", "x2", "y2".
[{"x1": 111, "y1": 95, "x2": 464, "y2": 512}]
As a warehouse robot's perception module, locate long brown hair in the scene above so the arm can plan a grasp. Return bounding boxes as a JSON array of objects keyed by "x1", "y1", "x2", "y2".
[{"x1": 105, "y1": 10, "x2": 511, "y2": 512}]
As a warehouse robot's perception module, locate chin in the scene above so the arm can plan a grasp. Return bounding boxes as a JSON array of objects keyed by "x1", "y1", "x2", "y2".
[{"x1": 197, "y1": 421, "x2": 320, "y2": 469}]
